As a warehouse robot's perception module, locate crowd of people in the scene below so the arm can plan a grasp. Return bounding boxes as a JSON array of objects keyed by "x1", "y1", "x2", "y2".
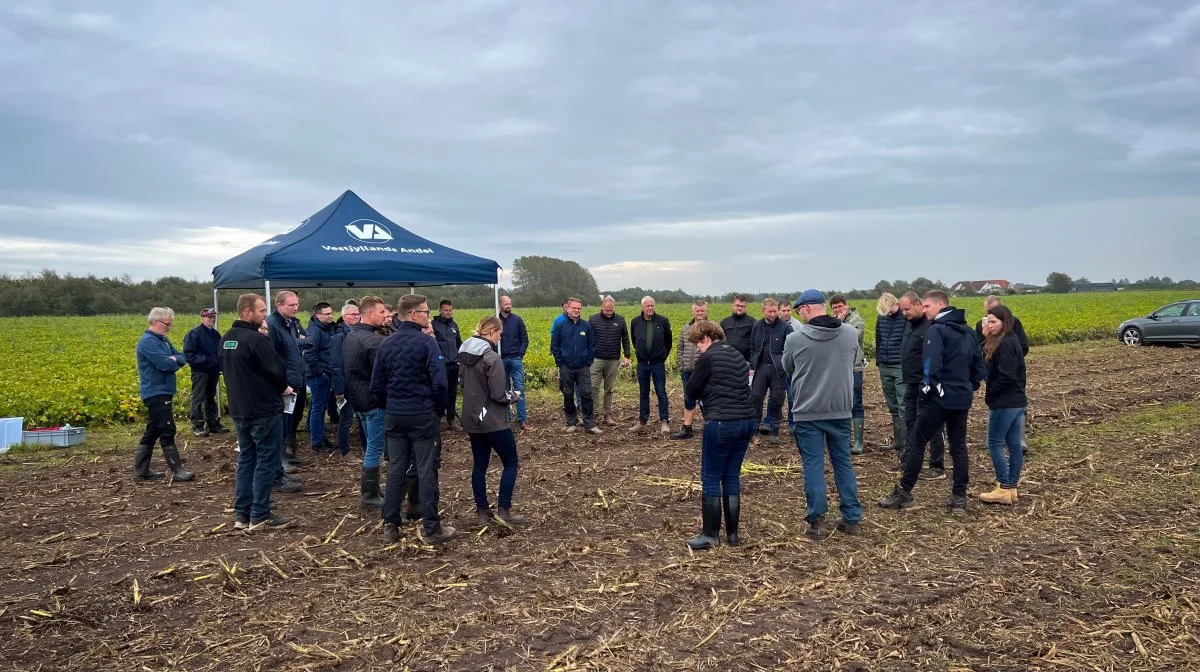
[{"x1": 134, "y1": 288, "x2": 1030, "y2": 545}]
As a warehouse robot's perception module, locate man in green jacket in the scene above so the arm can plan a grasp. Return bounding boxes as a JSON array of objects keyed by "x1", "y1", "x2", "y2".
[{"x1": 831, "y1": 295, "x2": 866, "y2": 454}]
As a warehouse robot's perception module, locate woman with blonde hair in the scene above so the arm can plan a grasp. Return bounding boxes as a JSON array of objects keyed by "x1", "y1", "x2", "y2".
[
  {"x1": 874, "y1": 292, "x2": 907, "y2": 456},
  {"x1": 978, "y1": 305, "x2": 1027, "y2": 505},
  {"x1": 459, "y1": 316, "x2": 526, "y2": 525}
]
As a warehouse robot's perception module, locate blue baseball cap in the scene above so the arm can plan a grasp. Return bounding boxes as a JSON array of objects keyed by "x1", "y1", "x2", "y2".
[{"x1": 793, "y1": 289, "x2": 826, "y2": 308}]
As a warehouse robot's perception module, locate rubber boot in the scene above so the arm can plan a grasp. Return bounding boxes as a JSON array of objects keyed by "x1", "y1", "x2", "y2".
[
  {"x1": 403, "y1": 473, "x2": 422, "y2": 521},
  {"x1": 669, "y1": 425, "x2": 694, "y2": 440},
  {"x1": 161, "y1": 444, "x2": 195, "y2": 481},
  {"x1": 133, "y1": 444, "x2": 164, "y2": 481},
  {"x1": 722, "y1": 495, "x2": 741, "y2": 546},
  {"x1": 891, "y1": 417, "x2": 906, "y2": 457},
  {"x1": 284, "y1": 435, "x2": 305, "y2": 466},
  {"x1": 851, "y1": 418, "x2": 865, "y2": 455},
  {"x1": 360, "y1": 467, "x2": 384, "y2": 508},
  {"x1": 686, "y1": 496, "x2": 722, "y2": 550}
]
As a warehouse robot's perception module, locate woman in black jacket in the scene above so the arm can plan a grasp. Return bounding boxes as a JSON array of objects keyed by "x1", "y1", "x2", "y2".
[
  {"x1": 978, "y1": 305, "x2": 1027, "y2": 505},
  {"x1": 458, "y1": 316, "x2": 526, "y2": 526},
  {"x1": 683, "y1": 320, "x2": 758, "y2": 549}
]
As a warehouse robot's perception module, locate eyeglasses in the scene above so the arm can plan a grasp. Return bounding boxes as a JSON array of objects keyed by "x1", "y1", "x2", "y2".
[
  {"x1": 156, "y1": 319, "x2": 173, "y2": 325},
  {"x1": 410, "y1": 309, "x2": 431, "y2": 315}
]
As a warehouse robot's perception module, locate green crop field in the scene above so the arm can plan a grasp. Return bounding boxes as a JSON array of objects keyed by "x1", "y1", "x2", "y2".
[{"x1": 0, "y1": 290, "x2": 1193, "y2": 428}]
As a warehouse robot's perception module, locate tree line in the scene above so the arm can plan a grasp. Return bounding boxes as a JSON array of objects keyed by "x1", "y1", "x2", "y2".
[{"x1": 1, "y1": 261, "x2": 1194, "y2": 317}]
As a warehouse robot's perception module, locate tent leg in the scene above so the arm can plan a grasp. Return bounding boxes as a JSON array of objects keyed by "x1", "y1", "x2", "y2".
[
  {"x1": 494, "y1": 277, "x2": 501, "y2": 358},
  {"x1": 213, "y1": 288, "x2": 222, "y2": 421},
  {"x1": 265, "y1": 280, "x2": 272, "y2": 313}
]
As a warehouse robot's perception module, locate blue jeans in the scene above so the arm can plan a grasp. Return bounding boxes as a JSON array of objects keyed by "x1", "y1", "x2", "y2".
[
  {"x1": 469, "y1": 429, "x2": 519, "y2": 510},
  {"x1": 987, "y1": 407, "x2": 1025, "y2": 488},
  {"x1": 793, "y1": 419, "x2": 862, "y2": 524},
  {"x1": 637, "y1": 361, "x2": 669, "y2": 423},
  {"x1": 852, "y1": 371, "x2": 864, "y2": 419},
  {"x1": 785, "y1": 378, "x2": 794, "y2": 426},
  {"x1": 234, "y1": 415, "x2": 283, "y2": 520},
  {"x1": 681, "y1": 371, "x2": 697, "y2": 411},
  {"x1": 358, "y1": 407, "x2": 386, "y2": 468},
  {"x1": 502, "y1": 358, "x2": 527, "y2": 423},
  {"x1": 307, "y1": 375, "x2": 331, "y2": 448},
  {"x1": 700, "y1": 418, "x2": 756, "y2": 496}
]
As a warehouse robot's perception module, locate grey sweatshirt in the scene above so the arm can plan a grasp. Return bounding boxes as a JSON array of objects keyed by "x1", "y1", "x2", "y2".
[{"x1": 781, "y1": 315, "x2": 858, "y2": 421}]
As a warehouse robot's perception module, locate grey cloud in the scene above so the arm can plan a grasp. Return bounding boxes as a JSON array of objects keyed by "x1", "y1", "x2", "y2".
[{"x1": 0, "y1": 0, "x2": 1196, "y2": 292}]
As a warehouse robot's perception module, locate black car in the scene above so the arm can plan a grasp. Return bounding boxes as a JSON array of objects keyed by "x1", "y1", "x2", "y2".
[{"x1": 1116, "y1": 299, "x2": 1200, "y2": 345}]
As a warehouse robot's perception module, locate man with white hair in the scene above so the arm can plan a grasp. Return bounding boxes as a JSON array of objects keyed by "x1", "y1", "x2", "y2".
[
  {"x1": 134, "y1": 307, "x2": 194, "y2": 482},
  {"x1": 630, "y1": 295, "x2": 673, "y2": 434}
]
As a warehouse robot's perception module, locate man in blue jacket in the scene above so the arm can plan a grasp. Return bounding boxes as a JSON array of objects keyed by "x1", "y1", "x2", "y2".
[
  {"x1": 183, "y1": 308, "x2": 227, "y2": 437},
  {"x1": 550, "y1": 297, "x2": 601, "y2": 435},
  {"x1": 135, "y1": 307, "x2": 194, "y2": 482},
  {"x1": 266, "y1": 291, "x2": 307, "y2": 492},
  {"x1": 497, "y1": 295, "x2": 530, "y2": 430},
  {"x1": 304, "y1": 302, "x2": 338, "y2": 454},
  {"x1": 370, "y1": 293, "x2": 453, "y2": 544},
  {"x1": 880, "y1": 290, "x2": 987, "y2": 515}
]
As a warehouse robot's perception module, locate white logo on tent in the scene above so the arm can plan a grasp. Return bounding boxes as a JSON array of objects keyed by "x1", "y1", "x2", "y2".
[{"x1": 345, "y1": 219, "x2": 394, "y2": 244}]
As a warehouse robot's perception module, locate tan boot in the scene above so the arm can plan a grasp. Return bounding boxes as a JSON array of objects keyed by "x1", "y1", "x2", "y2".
[
  {"x1": 1007, "y1": 488, "x2": 1019, "y2": 504},
  {"x1": 979, "y1": 485, "x2": 1013, "y2": 505}
]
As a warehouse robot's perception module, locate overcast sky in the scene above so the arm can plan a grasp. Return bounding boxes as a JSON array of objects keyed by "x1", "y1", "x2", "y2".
[{"x1": 1, "y1": 1, "x2": 1197, "y2": 294}]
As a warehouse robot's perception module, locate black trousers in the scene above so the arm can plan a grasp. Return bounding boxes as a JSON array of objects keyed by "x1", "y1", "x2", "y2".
[
  {"x1": 140, "y1": 395, "x2": 176, "y2": 448},
  {"x1": 189, "y1": 369, "x2": 221, "y2": 430},
  {"x1": 559, "y1": 365, "x2": 595, "y2": 428},
  {"x1": 382, "y1": 412, "x2": 442, "y2": 533},
  {"x1": 901, "y1": 399, "x2": 970, "y2": 497},
  {"x1": 286, "y1": 382, "x2": 307, "y2": 441},
  {"x1": 751, "y1": 362, "x2": 786, "y2": 431},
  {"x1": 444, "y1": 362, "x2": 460, "y2": 421},
  {"x1": 903, "y1": 384, "x2": 945, "y2": 469}
]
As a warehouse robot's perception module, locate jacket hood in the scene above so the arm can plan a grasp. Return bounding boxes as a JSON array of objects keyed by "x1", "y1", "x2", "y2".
[
  {"x1": 799, "y1": 315, "x2": 844, "y2": 341},
  {"x1": 934, "y1": 307, "x2": 971, "y2": 333},
  {"x1": 458, "y1": 336, "x2": 494, "y2": 365},
  {"x1": 308, "y1": 317, "x2": 336, "y2": 332}
]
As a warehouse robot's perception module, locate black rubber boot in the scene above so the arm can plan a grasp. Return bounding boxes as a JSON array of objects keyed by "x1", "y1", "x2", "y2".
[
  {"x1": 403, "y1": 473, "x2": 422, "y2": 521},
  {"x1": 161, "y1": 444, "x2": 195, "y2": 481},
  {"x1": 686, "y1": 496, "x2": 722, "y2": 550},
  {"x1": 360, "y1": 467, "x2": 384, "y2": 508},
  {"x1": 133, "y1": 444, "x2": 164, "y2": 481},
  {"x1": 284, "y1": 436, "x2": 305, "y2": 466},
  {"x1": 669, "y1": 425, "x2": 694, "y2": 440},
  {"x1": 722, "y1": 495, "x2": 741, "y2": 546}
]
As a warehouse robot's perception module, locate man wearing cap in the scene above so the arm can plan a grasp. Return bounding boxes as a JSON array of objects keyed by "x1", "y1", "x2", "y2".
[
  {"x1": 183, "y1": 308, "x2": 228, "y2": 437},
  {"x1": 783, "y1": 290, "x2": 862, "y2": 539}
]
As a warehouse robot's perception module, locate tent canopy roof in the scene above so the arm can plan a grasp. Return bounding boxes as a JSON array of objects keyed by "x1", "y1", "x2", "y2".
[{"x1": 211, "y1": 190, "x2": 500, "y2": 289}]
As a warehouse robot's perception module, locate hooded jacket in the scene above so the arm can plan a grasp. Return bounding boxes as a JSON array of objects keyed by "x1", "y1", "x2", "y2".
[
  {"x1": 458, "y1": 336, "x2": 520, "y2": 434},
  {"x1": 922, "y1": 307, "x2": 987, "y2": 411},
  {"x1": 719, "y1": 313, "x2": 755, "y2": 362},
  {"x1": 781, "y1": 315, "x2": 857, "y2": 421},
  {"x1": 874, "y1": 309, "x2": 907, "y2": 367},
  {"x1": 304, "y1": 317, "x2": 337, "y2": 379},
  {"x1": 750, "y1": 317, "x2": 792, "y2": 371},
  {"x1": 220, "y1": 320, "x2": 288, "y2": 420},
  {"x1": 841, "y1": 307, "x2": 866, "y2": 372}
]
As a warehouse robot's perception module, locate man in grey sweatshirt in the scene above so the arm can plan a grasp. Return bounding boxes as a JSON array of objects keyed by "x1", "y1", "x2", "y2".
[{"x1": 782, "y1": 289, "x2": 863, "y2": 540}]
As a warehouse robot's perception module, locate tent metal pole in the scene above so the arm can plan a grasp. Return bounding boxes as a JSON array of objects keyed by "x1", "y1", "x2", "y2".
[
  {"x1": 214, "y1": 288, "x2": 223, "y2": 420},
  {"x1": 265, "y1": 280, "x2": 272, "y2": 313},
  {"x1": 494, "y1": 273, "x2": 502, "y2": 357}
]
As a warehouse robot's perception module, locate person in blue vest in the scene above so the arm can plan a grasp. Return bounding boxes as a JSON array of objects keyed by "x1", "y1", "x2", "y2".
[
  {"x1": 135, "y1": 307, "x2": 194, "y2": 482},
  {"x1": 550, "y1": 297, "x2": 601, "y2": 434},
  {"x1": 183, "y1": 308, "x2": 228, "y2": 437}
]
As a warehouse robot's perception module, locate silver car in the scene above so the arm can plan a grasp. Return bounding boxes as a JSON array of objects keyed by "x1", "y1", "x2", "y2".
[{"x1": 1117, "y1": 299, "x2": 1200, "y2": 345}]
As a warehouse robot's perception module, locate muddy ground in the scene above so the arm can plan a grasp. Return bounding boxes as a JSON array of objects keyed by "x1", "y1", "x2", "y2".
[{"x1": 1, "y1": 341, "x2": 1198, "y2": 671}]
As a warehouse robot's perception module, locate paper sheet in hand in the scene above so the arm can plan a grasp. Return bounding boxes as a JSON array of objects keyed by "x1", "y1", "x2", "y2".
[{"x1": 283, "y1": 393, "x2": 297, "y2": 414}]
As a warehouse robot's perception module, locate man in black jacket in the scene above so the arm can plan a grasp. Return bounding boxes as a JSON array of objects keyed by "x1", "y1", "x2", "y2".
[
  {"x1": 588, "y1": 296, "x2": 631, "y2": 427},
  {"x1": 266, "y1": 291, "x2": 307, "y2": 491},
  {"x1": 749, "y1": 298, "x2": 793, "y2": 444},
  {"x1": 880, "y1": 290, "x2": 987, "y2": 515},
  {"x1": 221, "y1": 294, "x2": 293, "y2": 529},
  {"x1": 896, "y1": 292, "x2": 947, "y2": 476},
  {"x1": 629, "y1": 296, "x2": 672, "y2": 434},
  {"x1": 343, "y1": 295, "x2": 389, "y2": 508},
  {"x1": 975, "y1": 295, "x2": 1029, "y2": 355},
  {"x1": 304, "y1": 302, "x2": 338, "y2": 453},
  {"x1": 719, "y1": 295, "x2": 754, "y2": 362},
  {"x1": 432, "y1": 299, "x2": 464, "y2": 431},
  {"x1": 183, "y1": 308, "x2": 228, "y2": 437}
]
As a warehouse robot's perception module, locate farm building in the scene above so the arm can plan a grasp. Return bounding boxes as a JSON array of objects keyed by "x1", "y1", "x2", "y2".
[
  {"x1": 1071, "y1": 282, "x2": 1118, "y2": 292},
  {"x1": 950, "y1": 279, "x2": 1012, "y2": 295}
]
